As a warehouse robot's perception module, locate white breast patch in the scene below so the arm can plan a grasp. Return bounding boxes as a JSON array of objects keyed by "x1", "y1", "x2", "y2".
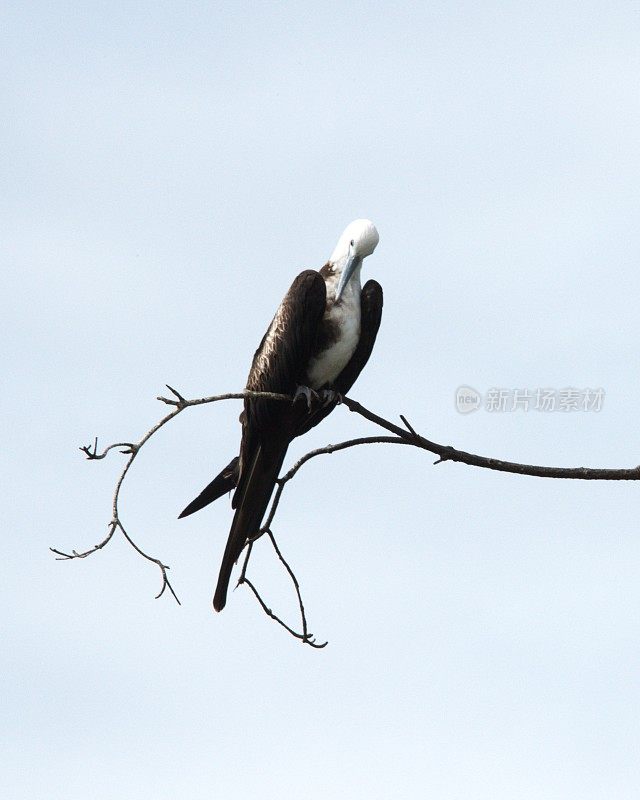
[{"x1": 306, "y1": 279, "x2": 361, "y2": 389}]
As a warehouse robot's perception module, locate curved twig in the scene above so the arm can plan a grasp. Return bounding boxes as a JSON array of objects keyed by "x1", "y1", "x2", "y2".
[{"x1": 55, "y1": 390, "x2": 293, "y2": 606}]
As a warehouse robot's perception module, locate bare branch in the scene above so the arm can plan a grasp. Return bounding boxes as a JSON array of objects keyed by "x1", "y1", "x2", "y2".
[
  {"x1": 59, "y1": 390, "x2": 294, "y2": 608},
  {"x1": 156, "y1": 389, "x2": 290, "y2": 408},
  {"x1": 56, "y1": 386, "x2": 640, "y2": 648},
  {"x1": 50, "y1": 521, "x2": 118, "y2": 560},
  {"x1": 233, "y1": 532, "x2": 327, "y2": 647},
  {"x1": 80, "y1": 440, "x2": 138, "y2": 460},
  {"x1": 399, "y1": 414, "x2": 418, "y2": 439},
  {"x1": 342, "y1": 397, "x2": 640, "y2": 481},
  {"x1": 265, "y1": 530, "x2": 327, "y2": 648}
]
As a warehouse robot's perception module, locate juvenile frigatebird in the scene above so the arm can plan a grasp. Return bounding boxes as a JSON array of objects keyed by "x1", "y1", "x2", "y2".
[{"x1": 180, "y1": 219, "x2": 382, "y2": 611}]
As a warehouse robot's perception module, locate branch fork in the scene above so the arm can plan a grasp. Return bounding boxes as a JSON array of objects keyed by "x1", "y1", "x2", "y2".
[{"x1": 54, "y1": 386, "x2": 640, "y2": 647}]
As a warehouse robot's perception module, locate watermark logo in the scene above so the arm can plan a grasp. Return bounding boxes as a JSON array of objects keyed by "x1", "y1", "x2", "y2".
[
  {"x1": 455, "y1": 386, "x2": 605, "y2": 413},
  {"x1": 455, "y1": 385, "x2": 482, "y2": 414}
]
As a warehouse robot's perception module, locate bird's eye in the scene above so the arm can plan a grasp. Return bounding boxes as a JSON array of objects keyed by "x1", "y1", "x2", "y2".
[{"x1": 350, "y1": 239, "x2": 355, "y2": 247}]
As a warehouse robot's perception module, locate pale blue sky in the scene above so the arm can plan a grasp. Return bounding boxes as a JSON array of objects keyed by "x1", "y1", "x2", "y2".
[{"x1": 4, "y1": 2, "x2": 640, "y2": 798}]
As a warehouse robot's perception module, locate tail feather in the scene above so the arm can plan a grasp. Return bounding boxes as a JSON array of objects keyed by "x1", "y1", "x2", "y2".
[
  {"x1": 178, "y1": 456, "x2": 239, "y2": 519},
  {"x1": 213, "y1": 444, "x2": 287, "y2": 611}
]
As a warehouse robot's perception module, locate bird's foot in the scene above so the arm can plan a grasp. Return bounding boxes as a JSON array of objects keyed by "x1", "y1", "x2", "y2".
[
  {"x1": 319, "y1": 389, "x2": 343, "y2": 407},
  {"x1": 294, "y1": 385, "x2": 319, "y2": 411}
]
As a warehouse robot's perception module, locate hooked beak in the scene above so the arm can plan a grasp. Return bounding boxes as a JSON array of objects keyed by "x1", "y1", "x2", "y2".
[{"x1": 335, "y1": 253, "x2": 361, "y2": 302}]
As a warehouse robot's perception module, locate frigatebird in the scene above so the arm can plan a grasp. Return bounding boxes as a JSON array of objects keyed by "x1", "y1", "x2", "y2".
[{"x1": 180, "y1": 219, "x2": 382, "y2": 611}]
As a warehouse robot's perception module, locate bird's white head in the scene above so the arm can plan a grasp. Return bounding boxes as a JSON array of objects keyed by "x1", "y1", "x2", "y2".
[
  {"x1": 330, "y1": 219, "x2": 380, "y2": 263},
  {"x1": 330, "y1": 219, "x2": 379, "y2": 301}
]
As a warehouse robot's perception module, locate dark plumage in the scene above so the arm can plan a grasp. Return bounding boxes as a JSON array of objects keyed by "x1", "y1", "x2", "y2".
[{"x1": 179, "y1": 221, "x2": 383, "y2": 611}]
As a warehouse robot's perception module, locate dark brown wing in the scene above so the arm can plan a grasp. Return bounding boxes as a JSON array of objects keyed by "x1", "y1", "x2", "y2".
[
  {"x1": 213, "y1": 271, "x2": 327, "y2": 610},
  {"x1": 244, "y1": 270, "x2": 326, "y2": 407},
  {"x1": 178, "y1": 270, "x2": 326, "y2": 523},
  {"x1": 233, "y1": 269, "x2": 326, "y2": 509}
]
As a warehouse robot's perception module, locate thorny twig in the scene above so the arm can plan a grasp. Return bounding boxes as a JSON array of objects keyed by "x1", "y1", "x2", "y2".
[{"x1": 54, "y1": 387, "x2": 640, "y2": 647}]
